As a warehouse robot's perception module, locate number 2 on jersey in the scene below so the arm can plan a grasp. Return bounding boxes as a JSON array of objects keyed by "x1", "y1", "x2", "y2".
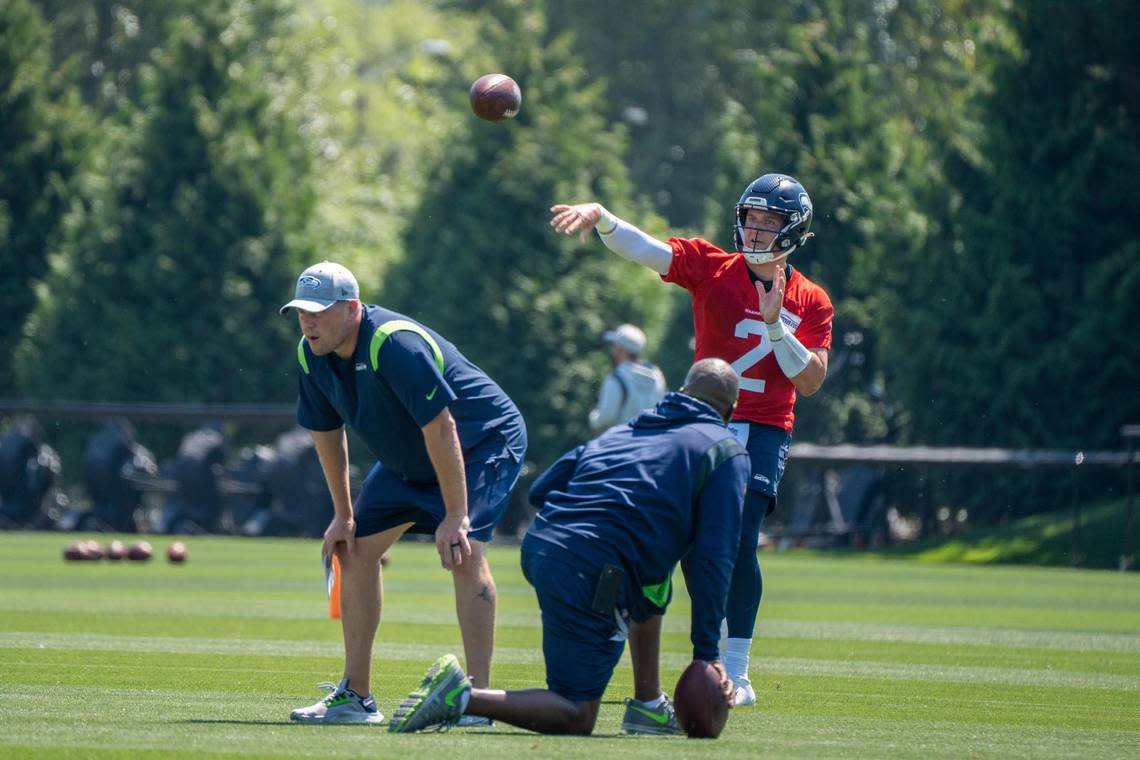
[{"x1": 730, "y1": 318, "x2": 772, "y2": 393}]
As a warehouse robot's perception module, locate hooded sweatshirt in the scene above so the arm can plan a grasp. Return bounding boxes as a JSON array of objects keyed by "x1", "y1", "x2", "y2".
[{"x1": 527, "y1": 392, "x2": 750, "y2": 660}]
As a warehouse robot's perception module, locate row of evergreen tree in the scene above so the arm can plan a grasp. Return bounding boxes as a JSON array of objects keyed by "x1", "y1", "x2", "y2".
[{"x1": 3, "y1": 0, "x2": 1137, "y2": 517}]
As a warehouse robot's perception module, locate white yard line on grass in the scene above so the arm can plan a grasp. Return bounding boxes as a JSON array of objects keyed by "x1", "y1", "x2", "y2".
[{"x1": 2, "y1": 632, "x2": 1137, "y2": 691}]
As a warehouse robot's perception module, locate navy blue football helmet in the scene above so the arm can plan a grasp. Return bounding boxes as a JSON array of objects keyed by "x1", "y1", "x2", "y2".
[{"x1": 733, "y1": 174, "x2": 814, "y2": 264}]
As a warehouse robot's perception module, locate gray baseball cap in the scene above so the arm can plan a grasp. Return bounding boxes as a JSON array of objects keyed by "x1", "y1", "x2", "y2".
[
  {"x1": 603, "y1": 323, "x2": 647, "y2": 355},
  {"x1": 279, "y1": 262, "x2": 360, "y2": 314}
]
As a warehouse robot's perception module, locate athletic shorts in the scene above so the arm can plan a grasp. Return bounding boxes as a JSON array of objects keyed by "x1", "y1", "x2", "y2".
[
  {"x1": 728, "y1": 421, "x2": 791, "y2": 498},
  {"x1": 353, "y1": 429, "x2": 526, "y2": 542},
  {"x1": 520, "y1": 536, "x2": 627, "y2": 702}
]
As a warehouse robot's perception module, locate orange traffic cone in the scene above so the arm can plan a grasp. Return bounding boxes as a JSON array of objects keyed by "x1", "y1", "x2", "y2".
[{"x1": 328, "y1": 554, "x2": 341, "y2": 620}]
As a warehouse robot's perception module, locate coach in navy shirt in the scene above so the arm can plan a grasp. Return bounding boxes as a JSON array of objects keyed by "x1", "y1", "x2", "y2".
[
  {"x1": 388, "y1": 359, "x2": 747, "y2": 736},
  {"x1": 282, "y1": 262, "x2": 526, "y2": 726}
]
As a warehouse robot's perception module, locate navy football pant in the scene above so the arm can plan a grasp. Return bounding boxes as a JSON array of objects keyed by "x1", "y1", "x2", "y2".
[
  {"x1": 724, "y1": 422, "x2": 788, "y2": 640},
  {"x1": 725, "y1": 489, "x2": 771, "y2": 638}
]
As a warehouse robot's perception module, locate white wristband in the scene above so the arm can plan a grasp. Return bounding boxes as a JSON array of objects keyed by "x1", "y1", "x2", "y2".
[
  {"x1": 596, "y1": 208, "x2": 618, "y2": 235},
  {"x1": 765, "y1": 319, "x2": 812, "y2": 378}
]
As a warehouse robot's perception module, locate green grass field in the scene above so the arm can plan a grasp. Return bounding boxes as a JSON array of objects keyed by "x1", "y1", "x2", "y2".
[{"x1": 1, "y1": 533, "x2": 1138, "y2": 759}]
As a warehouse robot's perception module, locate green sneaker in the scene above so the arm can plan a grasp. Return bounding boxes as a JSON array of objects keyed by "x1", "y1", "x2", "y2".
[
  {"x1": 621, "y1": 694, "x2": 682, "y2": 736},
  {"x1": 388, "y1": 654, "x2": 471, "y2": 733}
]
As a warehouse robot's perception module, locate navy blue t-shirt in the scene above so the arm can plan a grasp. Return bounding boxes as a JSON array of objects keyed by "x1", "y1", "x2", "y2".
[
  {"x1": 526, "y1": 392, "x2": 750, "y2": 660},
  {"x1": 295, "y1": 305, "x2": 523, "y2": 483}
]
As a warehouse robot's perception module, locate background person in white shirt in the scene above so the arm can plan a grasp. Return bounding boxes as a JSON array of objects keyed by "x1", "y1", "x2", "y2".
[{"x1": 588, "y1": 324, "x2": 667, "y2": 436}]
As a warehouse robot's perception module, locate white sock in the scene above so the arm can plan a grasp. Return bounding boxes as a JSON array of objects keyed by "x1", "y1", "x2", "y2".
[
  {"x1": 724, "y1": 637, "x2": 752, "y2": 684},
  {"x1": 634, "y1": 693, "x2": 667, "y2": 708}
]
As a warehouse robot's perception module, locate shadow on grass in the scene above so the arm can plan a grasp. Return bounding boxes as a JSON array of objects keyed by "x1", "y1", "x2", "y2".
[
  {"x1": 178, "y1": 719, "x2": 629, "y2": 738},
  {"x1": 878, "y1": 499, "x2": 1130, "y2": 569},
  {"x1": 179, "y1": 719, "x2": 297, "y2": 726}
]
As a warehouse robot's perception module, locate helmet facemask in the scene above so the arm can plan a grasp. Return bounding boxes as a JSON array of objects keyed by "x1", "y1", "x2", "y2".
[
  {"x1": 732, "y1": 174, "x2": 814, "y2": 265},
  {"x1": 735, "y1": 204, "x2": 801, "y2": 265}
]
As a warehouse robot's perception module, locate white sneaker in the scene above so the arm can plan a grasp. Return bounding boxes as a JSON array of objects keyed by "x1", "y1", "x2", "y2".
[
  {"x1": 732, "y1": 677, "x2": 757, "y2": 707},
  {"x1": 456, "y1": 714, "x2": 494, "y2": 728},
  {"x1": 290, "y1": 677, "x2": 384, "y2": 724}
]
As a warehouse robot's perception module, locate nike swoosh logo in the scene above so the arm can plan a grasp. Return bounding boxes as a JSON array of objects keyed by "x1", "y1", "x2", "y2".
[
  {"x1": 426, "y1": 386, "x2": 438, "y2": 401},
  {"x1": 627, "y1": 704, "x2": 670, "y2": 724},
  {"x1": 444, "y1": 683, "x2": 466, "y2": 707}
]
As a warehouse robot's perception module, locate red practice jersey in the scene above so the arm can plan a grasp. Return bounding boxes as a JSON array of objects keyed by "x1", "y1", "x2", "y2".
[{"x1": 664, "y1": 237, "x2": 833, "y2": 432}]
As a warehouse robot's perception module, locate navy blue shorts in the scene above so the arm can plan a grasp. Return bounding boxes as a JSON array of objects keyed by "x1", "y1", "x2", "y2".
[
  {"x1": 729, "y1": 422, "x2": 791, "y2": 498},
  {"x1": 520, "y1": 537, "x2": 626, "y2": 702},
  {"x1": 353, "y1": 430, "x2": 526, "y2": 542}
]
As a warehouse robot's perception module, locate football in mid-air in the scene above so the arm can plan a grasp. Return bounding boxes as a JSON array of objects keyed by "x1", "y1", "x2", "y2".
[
  {"x1": 673, "y1": 660, "x2": 731, "y2": 738},
  {"x1": 469, "y1": 73, "x2": 521, "y2": 121}
]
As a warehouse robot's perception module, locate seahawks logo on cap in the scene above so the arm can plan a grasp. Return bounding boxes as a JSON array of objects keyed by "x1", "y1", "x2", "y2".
[{"x1": 298, "y1": 275, "x2": 322, "y2": 289}]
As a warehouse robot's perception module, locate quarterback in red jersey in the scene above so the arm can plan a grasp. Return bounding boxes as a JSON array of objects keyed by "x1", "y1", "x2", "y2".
[
  {"x1": 550, "y1": 174, "x2": 832, "y2": 716},
  {"x1": 666, "y1": 235, "x2": 832, "y2": 430}
]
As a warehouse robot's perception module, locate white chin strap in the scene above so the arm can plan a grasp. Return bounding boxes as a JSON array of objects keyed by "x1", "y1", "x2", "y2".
[{"x1": 742, "y1": 247, "x2": 793, "y2": 265}]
